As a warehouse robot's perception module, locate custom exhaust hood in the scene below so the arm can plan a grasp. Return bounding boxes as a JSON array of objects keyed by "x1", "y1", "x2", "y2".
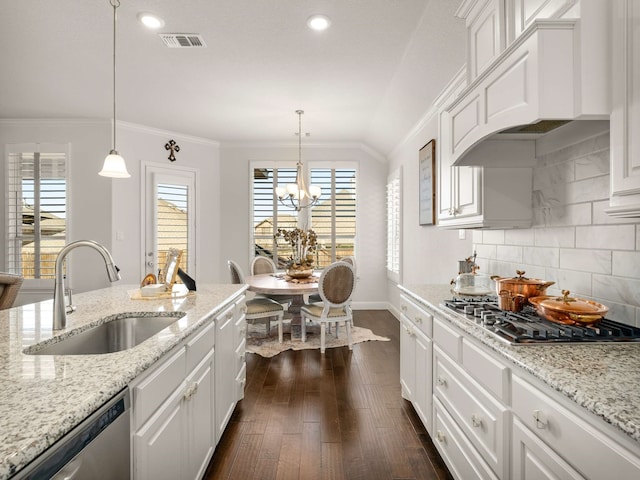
[{"x1": 442, "y1": 16, "x2": 610, "y2": 168}]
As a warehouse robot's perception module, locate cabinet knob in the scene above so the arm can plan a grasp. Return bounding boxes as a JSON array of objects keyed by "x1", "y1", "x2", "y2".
[
  {"x1": 183, "y1": 382, "x2": 199, "y2": 401},
  {"x1": 437, "y1": 376, "x2": 447, "y2": 387},
  {"x1": 533, "y1": 409, "x2": 548, "y2": 429},
  {"x1": 240, "y1": 327, "x2": 247, "y2": 336},
  {"x1": 401, "y1": 305, "x2": 407, "y2": 312},
  {"x1": 415, "y1": 316, "x2": 422, "y2": 324},
  {"x1": 471, "y1": 413, "x2": 482, "y2": 428},
  {"x1": 436, "y1": 430, "x2": 446, "y2": 443}
]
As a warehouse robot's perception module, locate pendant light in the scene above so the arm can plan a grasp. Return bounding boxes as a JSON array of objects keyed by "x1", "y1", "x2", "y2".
[
  {"x1": 99, "y1": 0, "x2": 130, "y2": 178},
  {"x1": 275, "y1": 110, "x2": 321, "y2": 211}
]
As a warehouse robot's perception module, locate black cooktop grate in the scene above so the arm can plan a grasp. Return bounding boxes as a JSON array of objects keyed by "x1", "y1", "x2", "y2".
[{"x1": 442, "y1": 297, "x2": 640, "y2": 344}]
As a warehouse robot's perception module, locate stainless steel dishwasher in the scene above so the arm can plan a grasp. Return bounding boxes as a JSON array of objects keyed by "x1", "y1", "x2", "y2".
[{"x1": 14, "y1": 388, "x2": 130, "y2": 480}]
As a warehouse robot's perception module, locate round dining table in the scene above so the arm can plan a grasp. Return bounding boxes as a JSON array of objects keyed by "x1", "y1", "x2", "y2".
[{"x1": 244, "y1": 273, "x2": 319, "y2": 338}]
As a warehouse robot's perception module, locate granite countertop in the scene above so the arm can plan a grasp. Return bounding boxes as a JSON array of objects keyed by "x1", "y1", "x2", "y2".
[
  {"x1": 399, "y1": 284, "x2": 640, "y2": 446},
  {"x1": 0, "y1": 283, "x2": 246, "y2": 480}
]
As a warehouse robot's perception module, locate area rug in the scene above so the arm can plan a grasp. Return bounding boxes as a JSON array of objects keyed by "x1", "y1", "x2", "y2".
[{"x1": 246, "y1": 321, "x2": 390, "y2": 358}]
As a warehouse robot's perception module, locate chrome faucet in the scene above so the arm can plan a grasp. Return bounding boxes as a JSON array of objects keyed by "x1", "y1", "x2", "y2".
[{"x1": 53, "y1": 240, "x2": 121, "y2": 330}]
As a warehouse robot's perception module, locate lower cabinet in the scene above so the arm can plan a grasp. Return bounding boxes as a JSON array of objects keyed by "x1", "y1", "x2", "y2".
[
  {"x1": 398, "y1": 288, "x2": 640, "y2": 480},
  {"x1": 130, "y1": 293, "x2": 246, "y2": 480}
]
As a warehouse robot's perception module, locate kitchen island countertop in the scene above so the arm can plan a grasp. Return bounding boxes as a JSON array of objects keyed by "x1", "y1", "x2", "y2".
[
  {"x1": 0, "y1": 283, "x2": 246, "y2": 480},
  {"x1": 400, "y1": 284, "x2": 640, "y2": 448}
]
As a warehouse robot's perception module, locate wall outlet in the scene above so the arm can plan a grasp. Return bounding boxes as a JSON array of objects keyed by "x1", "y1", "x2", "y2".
[{"x1": 458, "y1": 229, "x2": 466, "y2": 240}]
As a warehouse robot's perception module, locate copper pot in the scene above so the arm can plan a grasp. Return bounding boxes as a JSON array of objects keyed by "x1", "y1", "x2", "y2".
[
  {"x1": 498, "y1": 290, "x2": 526, "y2": 312},
  {"x1": 528, "y1": 290, "x2": 609, "y2": 325},
  {"x1": 490, "y1": 270, "x2": 555, "y2": 301}
]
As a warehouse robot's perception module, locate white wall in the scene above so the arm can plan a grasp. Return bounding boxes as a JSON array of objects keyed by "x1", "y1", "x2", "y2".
[
  {"x1": 219, "y1": 144, "x2": 388, "y2": 307},
  {"x1": 0, "y1": 119, "x2": 113, "y2": 304},
  {"x1": 113, "y1": 123, "x2": 221, "y2": 285}
]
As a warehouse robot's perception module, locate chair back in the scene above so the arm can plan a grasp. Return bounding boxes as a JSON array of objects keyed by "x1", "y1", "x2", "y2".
[
  {"x1": 0, "y1": 272, "x2": 23, "y2": 310},
  {"x1": 318, "y1": 262, "x2": 355, "y2": 308},
  {"x1": 251, "y1": 256, "x2": 277, "y2": 275},
  {"x1": 227, "y1": 260, "x2": 245, "y2": 284},
  {"x1": 340, "y1": 256, "x2": 356, "y2": 272}
]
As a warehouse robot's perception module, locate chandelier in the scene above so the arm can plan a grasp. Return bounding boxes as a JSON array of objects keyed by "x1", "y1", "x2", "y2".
[
  {"x1": 275, "y1": 110, "x2": 321, "y2": 211},
  {"x1": 99, "y1": 0, "x2": 130, "y2": 178}
]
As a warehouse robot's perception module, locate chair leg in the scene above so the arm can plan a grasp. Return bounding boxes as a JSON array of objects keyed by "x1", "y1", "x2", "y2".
[
  {"x1": 278, "y1": 313, "x2": 283, "y2": 343},
  {"x1": 301, "y1": 314, "x2": 307, "y2": 342},
  {"x1": 346, "y1": 320, "x2": 352, "y2": 350},
  {"x1": 320, "y1": 322, "x2": 326, "y2": 354},
  {"x1": 266, "y1": 319, "x2": 271, "y2": 336}
]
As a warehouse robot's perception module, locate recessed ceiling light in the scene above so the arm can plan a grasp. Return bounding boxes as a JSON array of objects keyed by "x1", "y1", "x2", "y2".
[
  {"x1": 307, "y1": 14, "x2": 331, "y2": 31},
  {"x1": 137, "y1": 12, "x2": 165, "y2": 29}
]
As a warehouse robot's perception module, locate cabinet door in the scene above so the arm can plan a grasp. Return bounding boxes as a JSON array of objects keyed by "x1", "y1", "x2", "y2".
[
  {"x1": 400, "y1": 316, "x2": 416, "y2": 401},
  {"x1": 512, "y1": 0, "x2": 576, "y2": 38},
  {"x1": 453, "y1": 166, "x2": 482, "y2": 219},
  {"x1": 413, "y1": 327, "x2": 433, "y2": 434},
  {"x1": 608, "y1": 0, "x2": 640, "y2": 217},
  {"x1": 215, "y1": 303, "x2": 236, "y2": 441},
  {"x1": 512, "y1": 417, "x2": 584, "y2": 480},
  {"x1": 467, "y1": 0, "x2": 505, "y2": 80},
  {"x1": 187, "y1": 352, "x2": 215, "y2": 480},
  {"x1": 134, "y1": 391, "x2": 186, "y2": 480}
]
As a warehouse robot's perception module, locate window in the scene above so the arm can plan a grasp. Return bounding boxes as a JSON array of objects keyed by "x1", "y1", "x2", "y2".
[
  {"x1": 387, "y1": 168, "x2": 401, "y2": 282},
  {"x1": 252, "y1": 165, "x2": 356, "y2": 269},
  {"x1": 6, "y1": 144, "x2": 68, "y2": 281}
]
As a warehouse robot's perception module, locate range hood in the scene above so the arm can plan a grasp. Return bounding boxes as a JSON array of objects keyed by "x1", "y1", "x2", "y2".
[{"x1": 442, "y1": 16, "x2": 610, "y2": 168}]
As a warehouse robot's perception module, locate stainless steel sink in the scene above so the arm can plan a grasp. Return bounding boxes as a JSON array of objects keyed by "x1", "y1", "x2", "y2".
[{"x1": 26, "y1": 312, "x2": 186, "y2": 355}]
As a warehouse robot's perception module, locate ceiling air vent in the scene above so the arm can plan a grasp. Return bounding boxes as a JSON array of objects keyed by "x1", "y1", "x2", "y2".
[{"x1": 159, "y1": 34, "x2": 207, "y2": 48}]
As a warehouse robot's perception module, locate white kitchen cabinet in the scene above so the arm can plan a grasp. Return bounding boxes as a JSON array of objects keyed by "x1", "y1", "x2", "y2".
[
  {"x1": 511, "y1": 0, "x2": 577, "y2": 39},
  {"x1": 215, "y1": 297, "x2": 247, "y2": 442},
  {"x1": 132, "y1": 321, "x2": 216, "y2": 480},
  {"x1": 399, "y1": 293, "x2": 434, "y2": 434},
  {"x1": 607, "y1": 0, "x2": 640, "y2": 217}
]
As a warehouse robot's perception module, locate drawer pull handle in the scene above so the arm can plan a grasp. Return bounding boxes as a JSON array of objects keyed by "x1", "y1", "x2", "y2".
[
  {"x1": 437, "y1": 376, "x2": 447, "y2": 387},
  {"x1": 415, "y1": 316, "x2": 422, "y2": 323},
  {"x1": 533, "y1": 410, "x2": 548, "y2": 429},
  {"x1": 436, "y1": 430, "x2": 446, "y2": 443},
  {"x1": 241, "y1": 305, "x2": 247, "y2": 313},
  {"x1": 471, "y1": 413, "x2": 482, "y2": 428},
  {"x1": 240, "y1": 328, "x2": 247, "y2": 336},
  {"x1": 183, "y1": 382, "x2": 199, "y2": 401},
  {"x1": 401, "y1": 305, "x2": 407, "y2": 312}
]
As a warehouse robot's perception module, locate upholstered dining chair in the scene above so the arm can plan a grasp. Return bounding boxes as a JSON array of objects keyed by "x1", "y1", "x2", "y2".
[
  {"x1": 300, "y1": 262, "x2": 356, "y2": 354},
  {"x1": 250, "y1": 256, "x2": 294, "y2": 307},
  {"x1": 307, "y1": 256, "x2": 356, "y2": 304},
  {"x1": 228, "y1": 260, "x2": 284, "y2": 342},
  {"x1": 0, "y1": 273, "x2": 23, "y2": 310}
]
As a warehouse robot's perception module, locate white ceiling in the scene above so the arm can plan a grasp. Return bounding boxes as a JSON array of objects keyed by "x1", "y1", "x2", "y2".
[{"x1": 1, "y1": 0, "x2": 465, "y2": 156}]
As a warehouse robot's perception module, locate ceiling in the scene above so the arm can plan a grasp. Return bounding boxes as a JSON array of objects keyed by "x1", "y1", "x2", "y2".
[{"x1": 1, "y1": 0, "x2": 465, "y2": 156}]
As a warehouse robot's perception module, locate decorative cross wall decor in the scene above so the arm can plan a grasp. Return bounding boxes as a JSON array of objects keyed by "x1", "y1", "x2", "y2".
[{"x1": 165, "y1": 139, "x2": 180, "y2": 162}]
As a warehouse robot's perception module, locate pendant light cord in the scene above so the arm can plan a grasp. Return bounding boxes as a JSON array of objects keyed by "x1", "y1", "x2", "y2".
[{"x1": 111, "y1": 0, "x2": 120, "y2": 152}]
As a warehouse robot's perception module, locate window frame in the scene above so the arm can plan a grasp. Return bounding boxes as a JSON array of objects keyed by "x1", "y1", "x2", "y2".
[
  {"x1": 250, "y1": 160, "x2": 358, "y2": 270},
  {"x1": 386, "y1": 167, "x2": 402, "y2": 283},
  {"x1": 5, "y1": 143, "x2": 71, "y2": 289}
]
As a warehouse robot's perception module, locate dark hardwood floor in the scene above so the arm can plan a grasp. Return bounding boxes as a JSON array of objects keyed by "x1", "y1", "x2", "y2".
[{"x1": 205, "y1": 310, "x2": 454, "y2": 480}]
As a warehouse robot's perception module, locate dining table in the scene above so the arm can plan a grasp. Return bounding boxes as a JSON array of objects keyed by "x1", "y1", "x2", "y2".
[{"x1": 244, "y1": 273, "x2": 319, "y2": 338}]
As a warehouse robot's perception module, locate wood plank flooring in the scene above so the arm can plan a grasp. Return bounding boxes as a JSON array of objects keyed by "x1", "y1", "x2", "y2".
[{"x1": 204, "y1": 310, "x2": 454, "y2": 480}]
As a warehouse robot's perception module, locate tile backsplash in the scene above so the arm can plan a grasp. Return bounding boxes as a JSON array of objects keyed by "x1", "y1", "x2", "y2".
[{"x1": 473, "y1": 131, "x2": 640, "y2": 327}]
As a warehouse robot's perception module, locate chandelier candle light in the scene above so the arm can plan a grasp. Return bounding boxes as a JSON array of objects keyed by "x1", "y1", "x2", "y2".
[
  {"x1": 99, "y1": 0, "x2": 130, "y2": 178},
  {"x1": 275, "y1": 110, "x2": 321, "y2": 211}
]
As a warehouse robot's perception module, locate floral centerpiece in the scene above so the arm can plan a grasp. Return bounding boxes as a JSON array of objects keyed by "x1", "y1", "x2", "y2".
[{"x1": 275, "y1": 227, "x2": 317, "y2": 278}]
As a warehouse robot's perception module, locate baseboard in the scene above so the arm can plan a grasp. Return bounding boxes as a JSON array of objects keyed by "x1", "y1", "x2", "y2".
[{"x1": 351, "y1": 301, "x2": 392, "y2": 311}]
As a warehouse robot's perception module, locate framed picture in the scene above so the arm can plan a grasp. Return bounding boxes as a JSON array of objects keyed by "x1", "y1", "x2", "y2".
[{"x1": 419, "y1": 139, "x2": 436, "y2": 225}]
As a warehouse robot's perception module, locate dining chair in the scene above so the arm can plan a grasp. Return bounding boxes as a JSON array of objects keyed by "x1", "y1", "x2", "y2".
[
  {"x1": 0, "y1": 272, "x2": 23, "y2": 310},
  {"x1": 250, "y1": 256, "x2": 294, "y2": 307},
  {"x1": 300, "y1": 262, "x2": 356, "y2": 353},
  {"x1": 307, "y1": 256, "x2": 356, "y2": 304},
  {"x1": 228, "y1": 260, "x2": 284, "y2": 342}
]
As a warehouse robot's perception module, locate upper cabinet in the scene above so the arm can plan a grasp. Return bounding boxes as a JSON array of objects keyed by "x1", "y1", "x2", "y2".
[{"x1": 606, "y1": 0, "x2": 640, "y2": 218}]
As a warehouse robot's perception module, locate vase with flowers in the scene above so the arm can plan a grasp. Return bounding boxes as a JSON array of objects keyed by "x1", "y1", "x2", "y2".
[{"x1": 275, "y1": 227, "x2": 317, "y2": 278}]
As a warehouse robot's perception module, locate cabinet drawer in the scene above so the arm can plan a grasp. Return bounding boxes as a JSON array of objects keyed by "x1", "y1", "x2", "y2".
[
  {"x1": 400, "y1": 293, "x2": 433, "y2": 337},
  {"x1": 216, "y1": 302, "x2": 236, "y2": 330},
  {"x1": 132, "y1": 347, "x2": 186, "y2": 429},
  {"x1": 433, "y1": 397, "x2": 500, "y2": 480},
  {"x1": 512, "y1": 375, "x2": 640, "y2": 480},
  {"x1": 186, "y1": 321, "x2": 215, "y2": 373},
  {"x1": 462, "y1": 338, "x2": 509, "y2": 402},
  {"x1": 234, "y1": 311, "x2": 247, "y2": 347},
  {"x1": 434, "y1": 346, "x2": 508, "y2": 478},
  {"x1": 234, "y1": 337, "x2": 246, "y2": 376},
  {"x1": 235, "y1": 361, "x2": 247, "y2": 401},
  {"x1": 434, "y1": 317, "x2": 462, "y2": 361}
]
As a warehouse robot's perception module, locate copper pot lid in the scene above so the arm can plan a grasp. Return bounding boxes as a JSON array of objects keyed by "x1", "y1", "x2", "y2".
[
  {"x1": 491, "y1": 270, "x2": 553, "y2": 286},
  {"x1": 529, "y1": 290, "x2": 609, "y2": 316}
]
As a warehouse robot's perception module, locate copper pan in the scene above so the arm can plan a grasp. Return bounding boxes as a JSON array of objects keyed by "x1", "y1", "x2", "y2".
[{"x1": 528, "y1": 290, "x2": 609, "y2": 325}]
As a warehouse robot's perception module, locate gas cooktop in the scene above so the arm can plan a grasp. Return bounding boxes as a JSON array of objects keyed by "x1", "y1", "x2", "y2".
[{"x1": 442, "y1": 296, "x2": 640, "y2": 345}]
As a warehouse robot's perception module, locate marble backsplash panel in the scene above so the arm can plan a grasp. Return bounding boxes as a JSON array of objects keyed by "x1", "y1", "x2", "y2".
[{"x1": 473, "y1": 131, "x2": 640, "y2": 327}]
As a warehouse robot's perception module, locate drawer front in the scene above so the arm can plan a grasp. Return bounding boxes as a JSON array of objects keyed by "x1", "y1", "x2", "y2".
[
  {"x1": 434, "y1": 317, "x2": 462, "y2": 361},
  {"x1": 400, "y1": 293, "x2": 433, "y2": 338},
  {"x1": 216, "y1": 302, "x2": 236, "y2": 331},
  {"x1": 433, "y1": 397, "x2": 500, "y2": 480},
  {"x1": 133, "y1": 346, "x2": 186, "y2": 429},
  {"x1": 234, "y1": 311, "x2": 247, "y2": 347},
  {"x1": 234, "y1": 337, "x2": 246, "y2": 376},
  {"x1": 512, "y1": 416, "x2": 584, "y2": 480},
  {"x1": 462, "y1": 338, "x2": 509, "y2": 402},
  {"x1": 235, "y1": 361, "x2": 247, "y2": 401},
  {"x1": 186, "y1": 321, "x2": 215, "y2": 373},
  {"x1": 512, "y1": 375, "x2": 640, "y2": 480},
  {"x1": 434, "y1": 346, "x2": 508, "y2": 478}
]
